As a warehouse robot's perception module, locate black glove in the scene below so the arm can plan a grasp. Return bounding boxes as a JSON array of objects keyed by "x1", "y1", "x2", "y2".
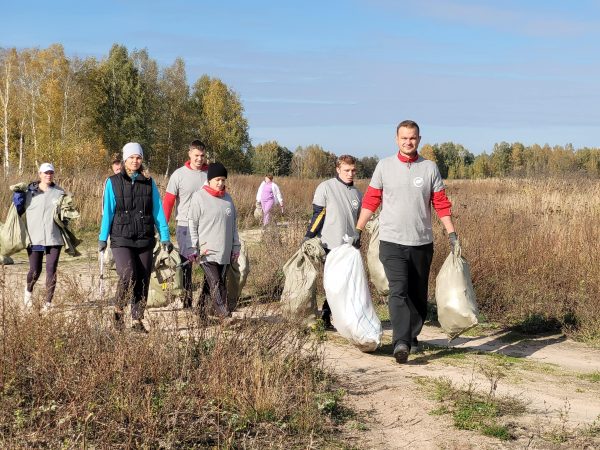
[
  {"x1": 161, "y1": 241, "x2": 174, "y2": 253},
  {"x1": 352, "y1": 230, "x2": 362, "y2": 249},
  {"x1": 98, "y1": 240, "x2": 107, "y2": 252},
  {"x1": 448, "y1": 232, "x2": 458, "y2": 251}
]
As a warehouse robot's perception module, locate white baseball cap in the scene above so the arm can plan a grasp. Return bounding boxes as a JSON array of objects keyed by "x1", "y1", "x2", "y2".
[{"x1": 39, "y1": 163, "x2": 55, "y2": 173}]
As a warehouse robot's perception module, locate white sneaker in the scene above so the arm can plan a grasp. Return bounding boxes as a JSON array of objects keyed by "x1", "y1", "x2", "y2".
[
  {"x1": 41, "y1": 302, "x2": 53, "y2": 312},
  {"x1": 23, "y1": 290, "x2": 33, "y2": 309}
]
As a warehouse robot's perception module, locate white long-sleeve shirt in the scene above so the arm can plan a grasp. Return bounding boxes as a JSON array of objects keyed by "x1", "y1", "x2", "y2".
[{"x1": 256, "y1": 181, "x2": 283, "y2": 205}]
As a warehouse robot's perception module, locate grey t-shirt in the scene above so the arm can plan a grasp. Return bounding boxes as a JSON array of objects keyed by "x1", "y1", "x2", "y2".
[
  {"x1": 188, "y1": 189, "x2": 241, "y2": 265},
  {"x1": 370, "y1": 155, "x2": 445, "y2": 246},
  {"x1": 313, "y1": 178, "x2": 362, "y2": 249},
  {"x1": 25, "y1": 184, "x2": 65, "y2": 246},
  {"x1": 166, "y1": 165, "x2": 207, "y2": 226}
]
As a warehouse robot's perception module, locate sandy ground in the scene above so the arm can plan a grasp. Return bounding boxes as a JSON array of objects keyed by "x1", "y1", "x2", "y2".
[
  {"x1": 1, "y1": 242, "x2": 599, "y2": 450},
  {"x1": 325, "y1": 325, "x2": 600, "y2": 449}
]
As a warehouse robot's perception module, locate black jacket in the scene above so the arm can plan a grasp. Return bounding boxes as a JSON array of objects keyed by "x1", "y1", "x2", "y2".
[{"x1": 109, "y1": 170, "x2": 155, "y2": 248}]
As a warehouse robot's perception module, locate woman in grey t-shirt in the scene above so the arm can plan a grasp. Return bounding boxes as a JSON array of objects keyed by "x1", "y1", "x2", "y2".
[
  {"x1": 12, "y1": 163, "x2": 64, "y2": 311},
  {"x1": 188, "y1": 163, "x2": 241, "y2": 318}
]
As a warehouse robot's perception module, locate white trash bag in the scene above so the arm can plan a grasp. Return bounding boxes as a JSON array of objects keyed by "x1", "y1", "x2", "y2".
[
  {"x1": 323, "y1": 236, "x2": 382, "y2": 352},
  {"x1": 435, "y1": 240, "x2": 478, "y2": 340}
]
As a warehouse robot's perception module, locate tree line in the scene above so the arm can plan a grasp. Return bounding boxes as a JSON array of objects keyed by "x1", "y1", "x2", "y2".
[
  {"x1": 0, "y1": 43, "x2": 379, "y2": 179},
  {"x1": 1, "y1": 44, "x2": 598, "y2": 180},
  {"x1": 420, "y1": 141, "x2": 600, "y2": 179},
  {"x1": 0, "y1": 43, "x2": 253, "y2": 175}
]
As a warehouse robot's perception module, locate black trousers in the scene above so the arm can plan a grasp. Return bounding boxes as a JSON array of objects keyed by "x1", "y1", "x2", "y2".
[
  {"x1": 180, "y1": 253, "x2": 193, "y2": 307},
  {"x1": 199, "y1": 262, "x2": 229, "y2": 318},
  {"x1": 112, "y1": 246, "x2": 153, "y2": 320},
  {"x1": 27, "y1": 246, "x2": 62, "y2": 303},
  {"x1": 379, "y1": 240, "x2": 434, "y2": 349},
  {"x1": 321, "y1": 247, "x2": 331, "y2": 319}
]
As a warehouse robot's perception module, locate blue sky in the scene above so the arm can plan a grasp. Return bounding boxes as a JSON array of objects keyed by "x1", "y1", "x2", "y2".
[{"x1": 3, "y1": 0, "x2": 599, "y2": 157}]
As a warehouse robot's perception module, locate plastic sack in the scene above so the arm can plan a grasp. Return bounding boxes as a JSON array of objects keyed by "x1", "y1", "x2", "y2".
[
  {"x1": 99, "y1": 242, "x2": 115, "y2": 271},
  {"x1": 435, "y1": 241, "x2": 478, "y2": 340},
  {"x1": 365, "y1": 216, "x2": 389, "y2": 296},
  {"x1": 280, "y1": 237, "x2": 325, "y2": 325},
  {"x1": 227, "y1": 239, "x2": 250, "y2": 311},
  {"x1": 253, "y1": 201, "x2": 263, "y2": 220},
  {"x1": 0, "y1": 204, "x2": 31, "y2": 256},
  {"x1": 323, "y1": 237, "x2": 382, "y2": 352},
  {"x1": 147, "y1": 244, "x2": 184, "y2": 308}
]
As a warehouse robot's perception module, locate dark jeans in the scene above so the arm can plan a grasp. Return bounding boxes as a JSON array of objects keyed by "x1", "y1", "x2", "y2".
[
  {"x1": 379, "y1": 240, "x2": 434, "y2": 349},
  {"x1": 27, "y1": 246, "x2": 62, "y2": 303},
  {"x1": 112, "y1": 246, "x2": 153, "y2": 320},
  {"x1": 199, "y1": 262, "x2": 229, "y2": 318},
  {"x1": 176, "y1": 226, "x2": 194, "y2": 306}
]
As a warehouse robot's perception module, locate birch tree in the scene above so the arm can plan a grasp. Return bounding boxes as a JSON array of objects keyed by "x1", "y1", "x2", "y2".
[
  {"x1": 156, "y1": 57, "x2": 190, "y2": 175},
  {"x1": 0, "y1": 48, "x2": 17, "y2": 176}
]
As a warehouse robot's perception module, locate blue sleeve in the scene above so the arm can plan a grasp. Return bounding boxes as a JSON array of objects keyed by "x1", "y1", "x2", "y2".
[
  {"x1": 12, "y1": 192, "x2": 26, "y2": 215},
  {"x1": 99, "y1": 180, "x2": 116, "y2": 241},
  {"x1": 151, "y1": 180, "x2": 170, "y2": 242},
  {"x1": 305, "y1": 204, "x2": 326, "y2": 239}
]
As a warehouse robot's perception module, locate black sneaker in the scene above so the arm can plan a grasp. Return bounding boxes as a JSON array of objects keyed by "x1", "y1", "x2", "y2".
[
  {"x1": 393, "y1": 343, "x2": 409, "y2": 364},
  {"x1": 182, "y1": 295, "x2": 193, "y2": 309},
  {"x1": 322, "y1": 315, "x2": 334, "y2": 330},
  {"x1": 131, "y1": 320, "x2": 149, "y2": 334},
  {"x1": 410, "y1": 339, "x2": 421, "y2": 354},
  {"x1": 113, "y1": 308, "x2": 125, "y2": 331}
]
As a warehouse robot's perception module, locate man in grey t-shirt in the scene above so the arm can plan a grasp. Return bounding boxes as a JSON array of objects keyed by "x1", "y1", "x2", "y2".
[
  {"x1": 163, "y1": 139, "x2": 208, "y2": 308},
  {"x1": 304, "y1": 154, "x2": 363, "y2": 329},
  {"x1": 356, "y1": 120, "x2": 457, "y2": 364}
]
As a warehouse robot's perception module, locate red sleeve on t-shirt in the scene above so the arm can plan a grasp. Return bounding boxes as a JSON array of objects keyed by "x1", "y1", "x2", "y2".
[
  {"x1": 432, "y1": 189, "x2": 452, "y2": 218},
  {"x1": 163, "y1": 192, "x2": 176, "y2": 222},
  {"x1": 362, "y1": 186, "x2": 383, "y2": 212}
]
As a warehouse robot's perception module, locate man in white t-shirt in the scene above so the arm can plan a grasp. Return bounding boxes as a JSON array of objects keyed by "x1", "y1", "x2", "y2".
[
  {"x1": 163, "y1": 140, "x2": 209, "y2": 308},
  {"x1": 304, "y1": 154, "x2": 363, "y2": 328},
  {"x1": 356, "y1": 120, "x2": 457, "y2": 364}
]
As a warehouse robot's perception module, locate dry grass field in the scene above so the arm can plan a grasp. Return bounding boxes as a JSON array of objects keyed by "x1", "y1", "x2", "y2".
[
  {"x1": 224, "y1": 174, "x2": 600, "y2": 344},
  {"x1": 1, "y1": 170, "x2": 599, "y2": 447}
]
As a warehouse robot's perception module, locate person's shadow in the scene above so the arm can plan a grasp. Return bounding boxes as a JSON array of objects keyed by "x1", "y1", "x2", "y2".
[{"x1": 377, "y1": 320, "x2": 567, "y2": 366}]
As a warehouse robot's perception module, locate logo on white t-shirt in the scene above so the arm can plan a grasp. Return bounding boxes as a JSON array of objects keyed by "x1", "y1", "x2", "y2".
[
  {"x1": 413, "y1": 177, "x2": 424, "y2": 188},
  {"x1": 225, "y1": 207, "x2": 232, "y2": 216},
  {"x1": 351, "y1": 199, "x2": 359, "y2": 209}
]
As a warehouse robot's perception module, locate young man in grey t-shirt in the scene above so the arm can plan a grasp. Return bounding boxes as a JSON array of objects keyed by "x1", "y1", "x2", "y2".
[
  {"x1": 163, "y1": 140, "x2": 208, "y2": 308},
  {"x1": 356, "y1": 120, "x2": 457, "y2": 364},
  {"x1": 304, "y1": 154, "x2": 363, "y2": 329}
]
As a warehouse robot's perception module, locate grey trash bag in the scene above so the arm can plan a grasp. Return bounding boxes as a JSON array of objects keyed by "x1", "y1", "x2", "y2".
[
  {"x1": 435, "y1": 240, "x2": 478, "y2": 340},
  {"x1": 365, "y1": 216, "x2": 389, "y2": 296},
  {"x1": 253, "y1": 201, "x2": 263, "y2": 220},
  {"x1": 280, "y1": 237, "x2": 325, "y2": 326},
  {"x1": 0, "y1": 254, "x2": 14, "y2": 265},
  {"x1": 0, "y1": 204, "x2": 31, "y2": 256},
  {"x1": 226, "y1": 239, "x2": 250, "y2": 311},
  {"x1": 147, "y1": 243, "x2": 184, "y2": 308}
]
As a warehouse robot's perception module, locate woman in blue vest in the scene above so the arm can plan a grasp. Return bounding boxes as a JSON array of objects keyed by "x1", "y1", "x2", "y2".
[{"x1": 99, "y1": 142, "x2": 172, "y2": 333}]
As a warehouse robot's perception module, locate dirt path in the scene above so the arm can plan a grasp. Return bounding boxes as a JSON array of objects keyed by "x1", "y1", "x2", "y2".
[
  {"x1": 2, "y1": 241, "x2": 599, "y2": 449},
  {"x1": 324, "y1": 326, "x2": 600, "y2": 449}
]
